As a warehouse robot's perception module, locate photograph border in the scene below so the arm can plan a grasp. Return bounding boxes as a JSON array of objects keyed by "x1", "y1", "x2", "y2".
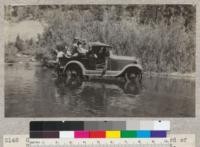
[{"x1": 0, "y1": 0, "x2": 199, "y2": 146}]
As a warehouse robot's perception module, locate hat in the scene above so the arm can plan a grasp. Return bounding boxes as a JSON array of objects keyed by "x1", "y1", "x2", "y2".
[
  {"x1": 77, "y1": 40, "x2": 82, "y2": 45},
  {"x1": 82, "y1": 39, "x2": 87, "y2": 44},
  {"x1": 74, "y1": 37, "x2": 79, "y2": 40}
]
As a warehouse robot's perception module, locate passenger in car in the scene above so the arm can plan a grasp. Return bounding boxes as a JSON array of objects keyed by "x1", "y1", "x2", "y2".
[
  {"x1": 80, "y1": 39, "x2": 88, "y2": 54},
  {"x1": 72, "y1": 37, "x2": 79, "y2": 48},
  {"x1": 53, "y1": 42, "x2": 66, "y2": 63},
  {"x1": 78, "y1": 40, "x2": 88, "y2": 54},
  {"x1": 71, "y1": 40, "x2": 88, "y2": 57},
  {"x1": 53, "y1": 42, "x2": 67, "y2": 76},
  {"x1": 70, "y1": 37, "x2": 79, "y2": 57}
]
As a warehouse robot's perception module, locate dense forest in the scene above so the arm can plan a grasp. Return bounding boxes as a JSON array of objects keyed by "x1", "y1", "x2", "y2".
[{"x1": 4, "y1": 5, "x2": 196, "y2": 73}]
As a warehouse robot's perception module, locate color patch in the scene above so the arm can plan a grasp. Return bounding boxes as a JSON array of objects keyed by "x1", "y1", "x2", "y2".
[
  {"x1": 121, "y1": 130, "x2": 137, "y2": 138},
  {"x1": 89, "y1": 131, "x2": 105, "y2": 138},
  {"x1": 30, "y1": 121, "x2": 84, "y2": 131},
  {"x1": 43, "y1": 131, "x2": 59, "y2": 138},
  {"x1": 154, "y1": 121, "x2": 170, "y2": 130},
  {"x1": 106, "y1": 131, "x2": 120, "y2": 138},
  {"x1": 84, "y1": 121, "x2": 126, "y2": 130},
  {"x1": 136, "y1": 131, "x2": 151, "y2": 138},
  {"x1": 59, "y1": 131, "x2": 74, "y2": 138},
  {"x1": 140, "y1": 121, "x2": 154, "y2": 130},
  {"x1": 30, "y1": 131, "x2": 43, "y2": 138},
  {"x1": 75, "y1": 131, "x2": 89, "y2": 138},
  {"x1": 151, "y1": 131, "x2": 167, "y2": 138}
]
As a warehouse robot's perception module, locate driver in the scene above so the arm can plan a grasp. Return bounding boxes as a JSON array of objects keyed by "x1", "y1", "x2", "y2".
[{"x1": 100, "y1": 47, "x2": 110, "y2": 77}]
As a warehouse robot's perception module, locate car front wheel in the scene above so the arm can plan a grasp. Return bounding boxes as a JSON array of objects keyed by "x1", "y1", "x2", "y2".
[
  {"x1": 125, "y1": 70, "x2": 136, "y2": 82},
  {"x1": 124, "y1": 68, "x2": 142, "y2": 83}
]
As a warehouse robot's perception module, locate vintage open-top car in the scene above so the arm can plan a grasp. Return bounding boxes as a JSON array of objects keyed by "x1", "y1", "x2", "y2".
[{"x1": 58, "y1": 41, "x2": 142, "y2": 82}]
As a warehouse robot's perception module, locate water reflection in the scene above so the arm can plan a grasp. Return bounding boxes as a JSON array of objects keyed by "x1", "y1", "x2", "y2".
[
  {"x1": 5, "y1": 63, "x2": 195, "y2": 117},
  {"x1": 53, "y1": 76, "x2": 143, "y2": 116}
]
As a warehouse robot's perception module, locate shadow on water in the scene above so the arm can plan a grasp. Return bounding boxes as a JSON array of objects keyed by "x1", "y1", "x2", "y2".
[{"x1": 5, "y1": 63, "x2": 195, "y2": 117}]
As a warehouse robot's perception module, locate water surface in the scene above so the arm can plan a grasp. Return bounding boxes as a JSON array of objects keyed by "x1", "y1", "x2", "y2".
[{"x1": 5, "y1": 63, "x2": 195, "y2": 117}]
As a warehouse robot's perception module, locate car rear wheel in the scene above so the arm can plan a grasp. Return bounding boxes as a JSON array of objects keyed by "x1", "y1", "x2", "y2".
[{"x1": 65, "y1": 65, "x2": 83, "y2": 85}]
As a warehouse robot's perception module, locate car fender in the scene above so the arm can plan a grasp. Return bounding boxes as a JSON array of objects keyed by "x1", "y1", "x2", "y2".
[
  {"x1": 64, "y1": 60, "x2": 86, "y2": 75},
  {"x1": 116, "y1": 64, "x2": 143, "y2": 76}
]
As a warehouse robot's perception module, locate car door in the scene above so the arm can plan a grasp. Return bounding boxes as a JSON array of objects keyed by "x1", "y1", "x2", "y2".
[{"x1": 95, "y1": 47, "x2": 106, "y2": 70}]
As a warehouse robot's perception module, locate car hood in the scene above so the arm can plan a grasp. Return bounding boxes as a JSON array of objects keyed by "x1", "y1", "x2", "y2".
[
  {"x1": 110, "y1": 55, "x2": 137, "y2": 62},
  {"x1": 109, "y1": 54, "x2": 142, "y2": 71}
]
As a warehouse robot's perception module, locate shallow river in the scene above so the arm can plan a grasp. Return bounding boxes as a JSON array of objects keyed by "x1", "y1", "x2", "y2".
[{"x1": 5, "y1": 63, "x2": 195, "y2": 117}]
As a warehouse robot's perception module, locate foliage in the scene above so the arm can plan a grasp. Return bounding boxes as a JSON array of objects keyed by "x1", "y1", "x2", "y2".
[{"x1": 4, "y1": 5, "x2": 195, "y2": 73}]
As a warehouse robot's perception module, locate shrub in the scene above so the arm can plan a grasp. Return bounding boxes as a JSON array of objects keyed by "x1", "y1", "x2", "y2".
[
  {"x1": 36, "y1": 9, "x2": 195, "y2": 73},
  {"x1": 5, "y1": 5, "x2": 195, "y2": 73}
]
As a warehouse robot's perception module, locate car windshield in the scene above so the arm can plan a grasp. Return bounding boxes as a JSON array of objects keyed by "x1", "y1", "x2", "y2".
[{"x1": 91, "y1": 46, "x2": 110, "y2": 58}]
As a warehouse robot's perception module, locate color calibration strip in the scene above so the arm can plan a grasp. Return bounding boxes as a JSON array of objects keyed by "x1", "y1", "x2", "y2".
[
  {"x1": 30, "y1": 130, "x2": 167, "y2": 138},
  {"x1": 30, "y1": 121, "x2": 126, "y2": 131},
  {"x1": 30, "y1": 120, "x2": 170, "y2": 131},
  {"x1": 3, "y1": 134, "x2": 195, "y2": 147}
]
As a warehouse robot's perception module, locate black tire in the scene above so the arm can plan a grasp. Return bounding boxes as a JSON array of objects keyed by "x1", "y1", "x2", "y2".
[
  {"x1": 124, "y1": 67, "x2": 142, "y2": 82},
  {"x1": 64, "y1": 64, "x2": 83, "y2": 84},
  {"x1": 125, "y1": 70, "x2": 136, "y2": 82}
]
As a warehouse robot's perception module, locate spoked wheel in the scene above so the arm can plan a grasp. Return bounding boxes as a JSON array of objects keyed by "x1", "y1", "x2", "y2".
[
  {"x1": 124, "y1": 68, "x2": 142, "y2": 83},
  {"x1": 125, "y1": 71, "x2": 137, "y2": 82},
  {"x1": 65, "y1": 67, "x2": 83, "y2": 87}
]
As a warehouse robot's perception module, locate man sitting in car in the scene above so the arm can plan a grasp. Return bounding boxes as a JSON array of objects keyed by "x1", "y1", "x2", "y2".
[
  {"x1": 71, "y1": 38, "x2": 88, "y2": 57},
  {"x1": 100, "y1": 47, "x2": 110, "y2": 76},
  {"x1": 66, "y1": 37, "x2": 77, "y2": 57},
  {"x1": 78, "y1": 39, "x2": 88, "y2": 54}
]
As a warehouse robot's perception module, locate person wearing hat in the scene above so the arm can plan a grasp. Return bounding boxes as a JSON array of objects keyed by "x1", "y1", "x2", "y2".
[
  {"x1": 52, "y1": 42, "x2": 66, "y2": 76},
  {"x1": 81, "y1": 39, "x2": 87, "y2": 48},
  {"x1": 53, "y1": 42, "x2": 66, "y2": 63},
  {"x1": 70, "y1": 37, "x2": 79, "y2": 57},
  {"x1": 80, "y1": 39, "x2": 88, "y2": 54},
  {"x1": 77, "y1": 40, "x2": 88, "y2": 55},
  {"x1": 71, "y1": 38, "x2": 88, "y2": 57},
  {"x1": 101, "y1": 47, "x2": 110, "y2": 77}
]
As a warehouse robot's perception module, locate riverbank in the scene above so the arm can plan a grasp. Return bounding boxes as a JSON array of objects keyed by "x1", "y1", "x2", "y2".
[
  {"x1": 144, "y1": 71, "x2": 195, "y2": 80},
  {"x1": 6, "y1": 52, "x2": 35, "y2": 62},
  {"x1": 5, "y1": 58, "x2": 195, "y2": 80},
  {"x1": 5, "y1": 53, "x2": 42, "y2": 67}
]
